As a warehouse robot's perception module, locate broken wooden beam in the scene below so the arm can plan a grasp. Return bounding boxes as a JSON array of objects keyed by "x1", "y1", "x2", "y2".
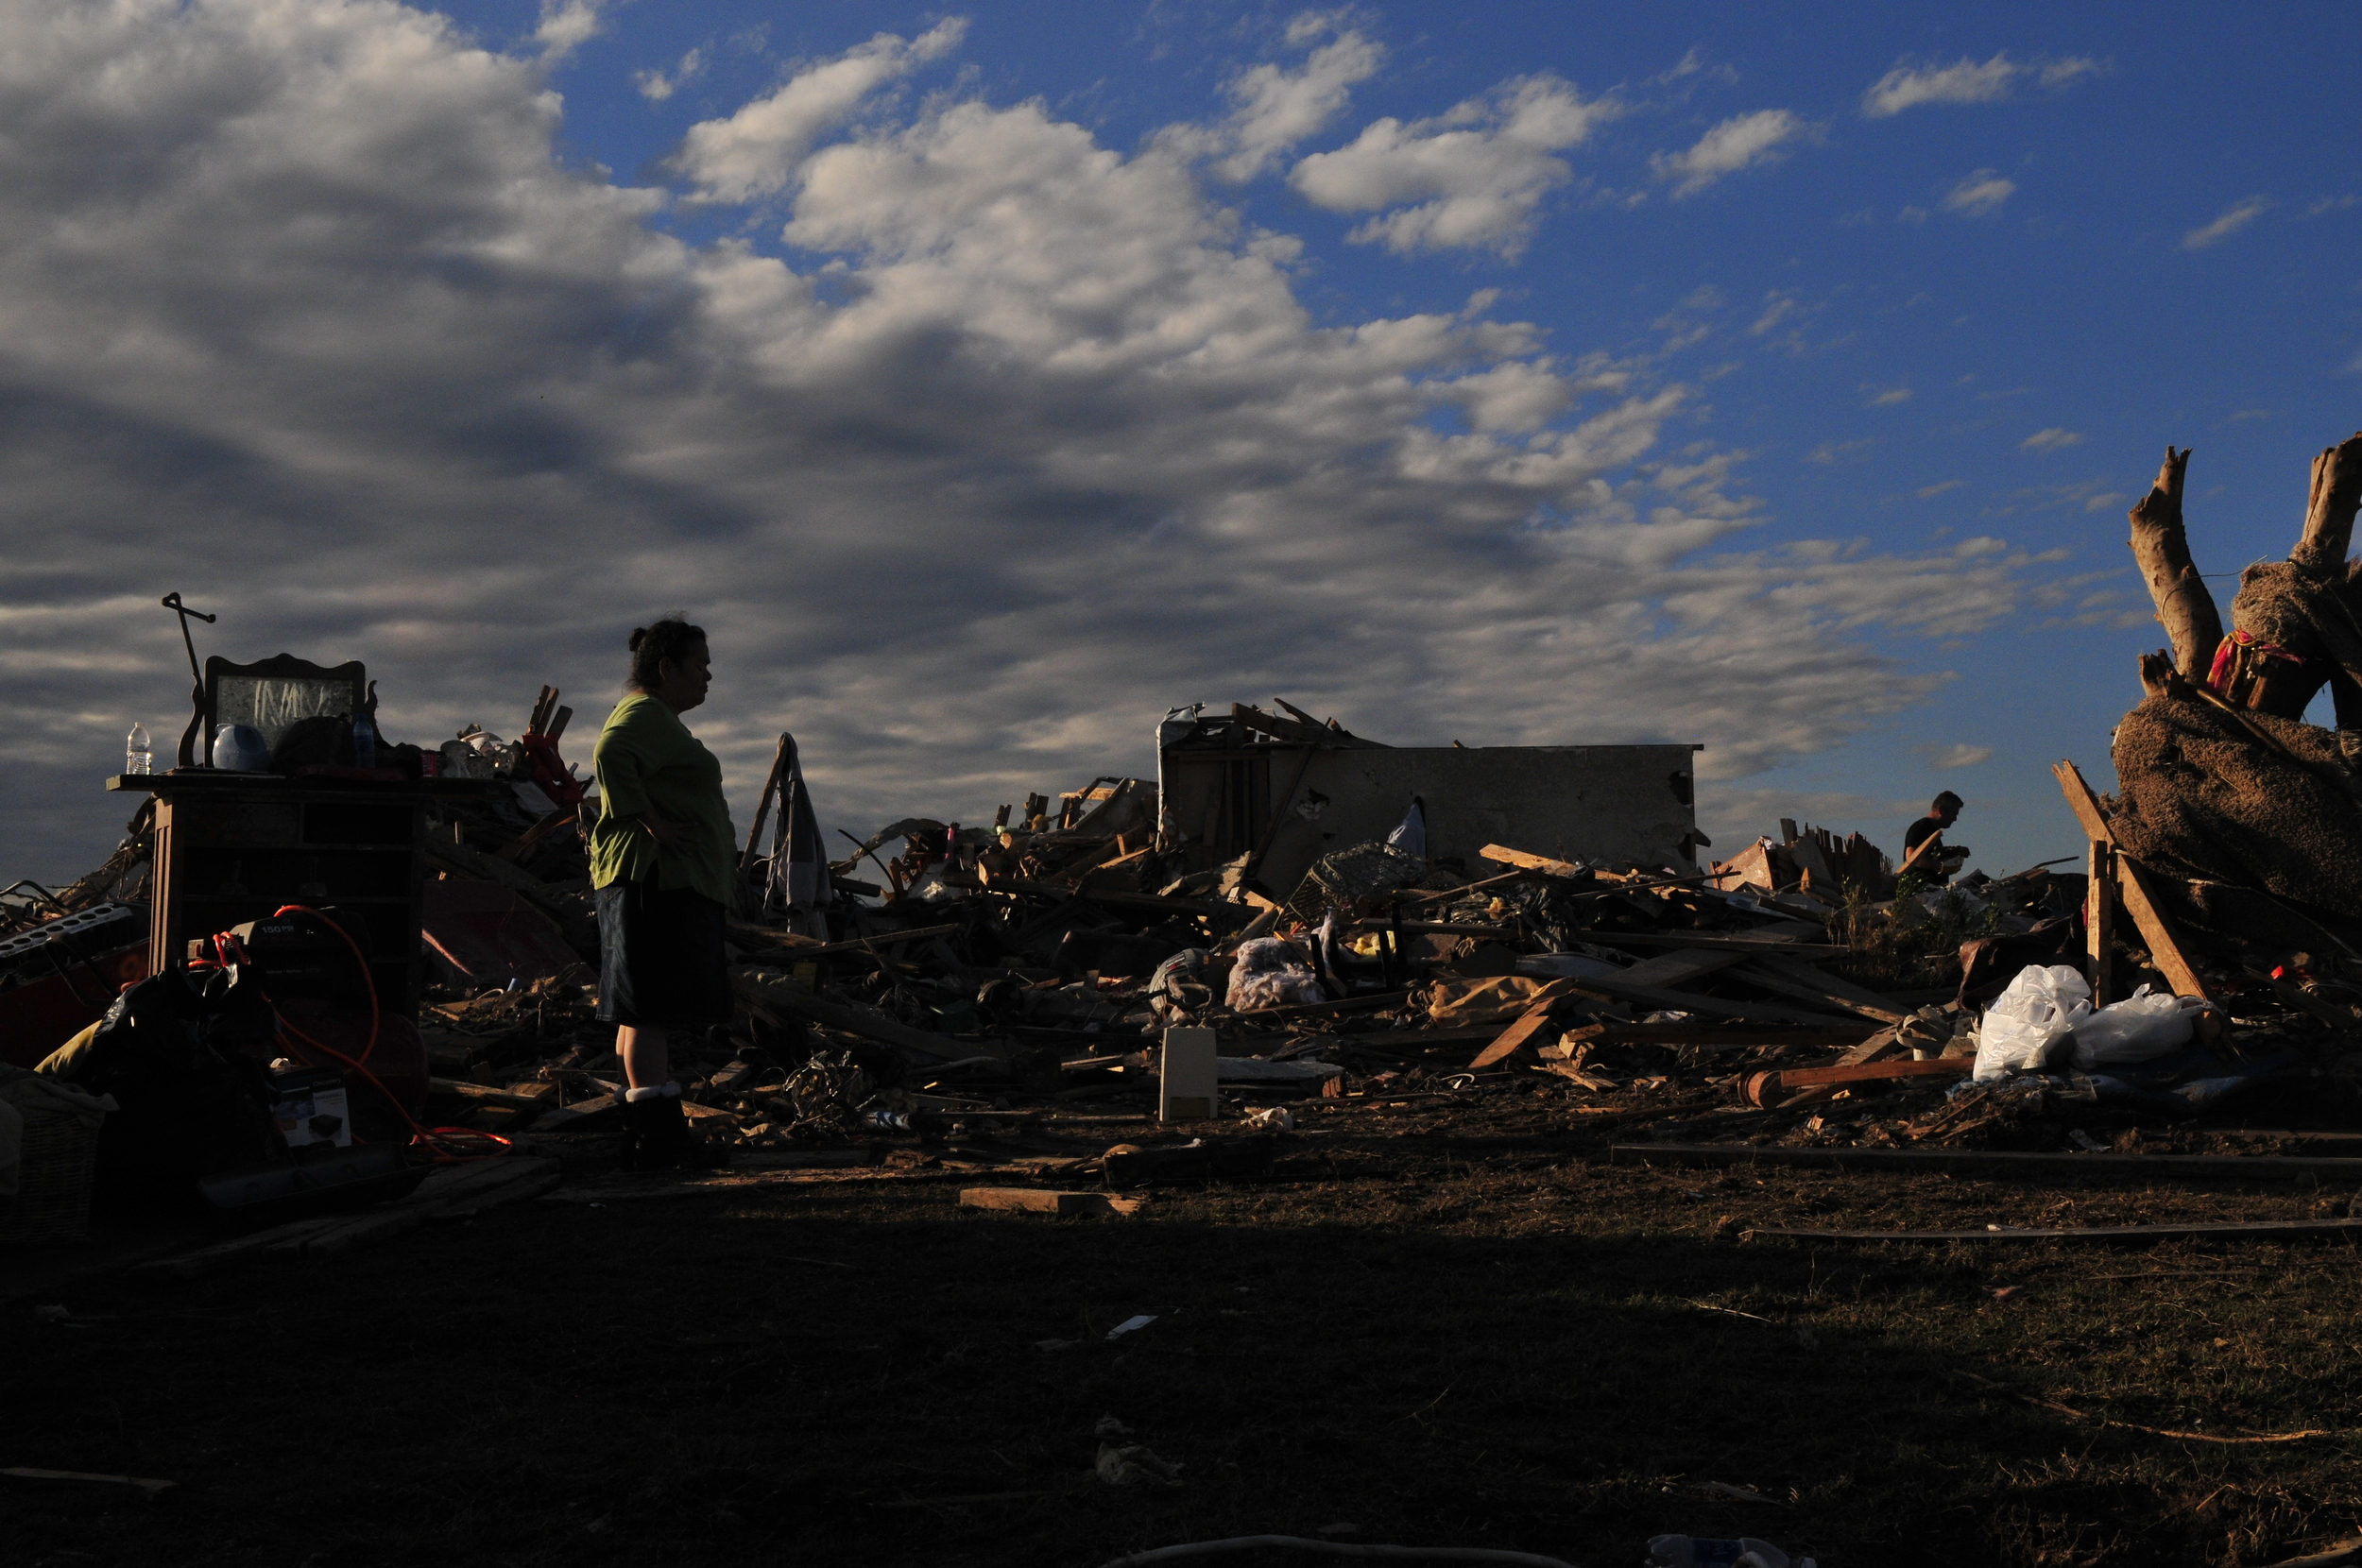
[
  {"x1": 1729, "y1": 957, "x2": 1908, "y2": 1024},
  {"x1": 1468, "y1": 1003, "x2": 1560, "y2": 1069},
  {"x1": 1479, "y1": 844, "x2": 1587, "y2": 878},
  {"x1": 1742, "y1": 1057, "x2": 1968, "y2": 1105},
  {"x1": 2054, "y1": 759, "x2": 2212, "y2": 1002}
]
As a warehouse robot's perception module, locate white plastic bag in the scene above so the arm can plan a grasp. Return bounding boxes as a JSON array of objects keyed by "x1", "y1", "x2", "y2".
[
  {"x1": 1973, "y1": 963, "x2": 2092, "y2": 1081},
  {"x1": 2068, "y1": 984, "x2": 2205, "y2": 1069}
]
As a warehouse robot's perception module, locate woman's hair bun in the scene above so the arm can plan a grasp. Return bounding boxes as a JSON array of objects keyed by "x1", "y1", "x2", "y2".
[{"x1": 626, "y1": 616, "x2": 704, "y2": 690}]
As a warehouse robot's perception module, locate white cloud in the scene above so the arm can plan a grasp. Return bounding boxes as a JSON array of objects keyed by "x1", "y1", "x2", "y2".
[
  {"x1": 2021, "y1": 428, "x2": 2085, "y2": 452},
  {"x1": 1651, "y1": 109, "x2": 1808, "y2": 198},
  {"x1": 672, "y1": 19, "x2": 967, "y2": 202},
  {"x1": 1866, "y1": 385, "x2": 1911, "y2": 406},
  {"x1": 1925, "y1": 742, "x2": 1992, "y2": 769},
  {"x1": 1808, "y1": 438, "x2": 1873, "y2": 466},
  {"x1": 1861, "y1": 52, "x2": 2102, "y2": 117},
  {"x1": 534, "y1": 0, "x2": 611, "y2": 61},
  {"x1": 0, "y1": 0, "x2": 2038, "y2": 879},
  {"x1": 2182, "y1": 195, "x2": 2271, "y2": 249},
  {"x1": 635, "y1": 47, "x2": 704, "y2": 103},
  {"x1": 1289, "y1": 75, "x2": 1616, "y2": 256},
  {"x1": 1941, "y1": 168, "x2": 2015, "y2": 217},
  {"x1": 1749, "y1": 291, "x2": 1798, "y2": 336},
  {"x1": 1917, "y1": 480, "x2": 1964, "y2": 499},
  {"x1": 1192, "y1": 13, "x2": 1384, "y2": 182}
]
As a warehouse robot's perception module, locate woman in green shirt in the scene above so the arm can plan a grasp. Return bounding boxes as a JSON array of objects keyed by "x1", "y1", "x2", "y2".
[{"x1": 591, "y1": 618, "x2": 737, "y2": 1169}]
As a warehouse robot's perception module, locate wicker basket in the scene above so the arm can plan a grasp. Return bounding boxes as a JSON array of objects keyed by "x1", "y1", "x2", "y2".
[{"x1": 0, "y1": 1110, "x2": 103, "y2": 1247}]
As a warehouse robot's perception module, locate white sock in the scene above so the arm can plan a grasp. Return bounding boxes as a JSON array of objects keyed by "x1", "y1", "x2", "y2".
[{"x1": 625, "y1": 1086, "x2": 665, "y2": 1103}]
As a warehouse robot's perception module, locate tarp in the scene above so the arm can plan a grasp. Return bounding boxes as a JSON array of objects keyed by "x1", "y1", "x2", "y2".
[{"x1": 761, "y1": 734, "x2": 832, "y2": 915}]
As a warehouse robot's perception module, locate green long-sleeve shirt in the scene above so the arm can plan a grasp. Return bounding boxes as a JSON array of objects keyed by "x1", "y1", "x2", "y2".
[{"x1": 589, "y1": 692, "x2": 738, "y2": 908}]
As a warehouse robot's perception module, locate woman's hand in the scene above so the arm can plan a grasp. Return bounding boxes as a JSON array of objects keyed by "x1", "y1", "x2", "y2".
[{"x1": 637, "y1": 810, "x2": 688, "y2": 851}]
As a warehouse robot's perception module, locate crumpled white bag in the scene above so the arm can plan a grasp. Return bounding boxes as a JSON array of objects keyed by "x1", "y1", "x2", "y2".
[
  {"x1": 1973, "y1": 963, "x2": 2092, "y2": 1081},
  {"x1": 2068, "y1": 984, "x2": 2207, "y2": 1069}
]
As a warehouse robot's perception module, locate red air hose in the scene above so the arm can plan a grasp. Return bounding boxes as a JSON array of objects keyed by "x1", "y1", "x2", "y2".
[{"x1": 197, "y1": 908, "x2": 509, "y2": 1163}]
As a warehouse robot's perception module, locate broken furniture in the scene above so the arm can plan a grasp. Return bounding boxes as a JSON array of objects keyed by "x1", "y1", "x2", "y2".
[
  {"x1": 109, "y1": 771, "x2": 506, "y2": 1111},
  {"x1": 185, "y1": 652, "x2": 367, "y2": 770}
]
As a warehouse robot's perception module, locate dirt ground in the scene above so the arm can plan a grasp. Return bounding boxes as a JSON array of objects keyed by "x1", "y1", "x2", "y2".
[{"x1": 11, "y1": 1092, "x2": 2362, "y2": 1568}]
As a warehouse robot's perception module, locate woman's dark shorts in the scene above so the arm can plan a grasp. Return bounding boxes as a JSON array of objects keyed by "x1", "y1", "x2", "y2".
[{"x1": 594, "y1": 879, "x2": 732, "y2": 1029}]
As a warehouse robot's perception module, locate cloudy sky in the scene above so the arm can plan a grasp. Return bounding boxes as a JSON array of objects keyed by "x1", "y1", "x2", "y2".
[{"x1": 3, "y1": 0, "x2": 2356, "y2": 885}]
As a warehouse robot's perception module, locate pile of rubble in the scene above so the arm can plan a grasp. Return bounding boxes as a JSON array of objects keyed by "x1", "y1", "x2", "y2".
[
  {"x1": 382, "y1": 760, "x2": 2355, "y2": 1174},
  {"x1": 9, "y1": 678, "x2": 2359, "y2": 1197}
]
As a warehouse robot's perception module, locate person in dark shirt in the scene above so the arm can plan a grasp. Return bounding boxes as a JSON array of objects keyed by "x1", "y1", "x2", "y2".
[{"x1": 1903, "y1": 792, "x2": 1966, "y2": 882}]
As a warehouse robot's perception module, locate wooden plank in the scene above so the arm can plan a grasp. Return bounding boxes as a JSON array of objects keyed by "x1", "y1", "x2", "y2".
[
  {"x1": 2115, "y1": 855, "x2": 2212, "y2": 1001},
  {"x1": 1747, "y1": 1058, "x2": 1969, "y2": 1101},
  {"x1": 1614, "y1": 1144, "x2": 2362, "y2": 1183},
  {"x1": 1835, "y1": 1023, "x2": 1908, "y2": 1066},
  {"x1": 958, "y1": 1187, "x2": 1145, "y2": 1216},
  {"x1": 2088, "y1": 838, "x2": 2115, "y2": 1006},
  {"x1": 1748, "y1": 1218, "x2": 2362, "y2": 1244},
  {"x1": 1730, "y1": 957, "x2": 1908, "y2": 1025},
  {"x1": 2053, "y1": 760, "x2": 2115, "y2": 844},
  {"x1": 1469, "y1": 1004, "x2": 1559, "y2": 1069},
  {"x1": 1560, "y1": 973, "x2": 1853, "y2": 1027},
  {"x1": 1619, "y1": 948, "x2": 1748, "y2": 988},
  {"x1": 1479, "y1": 844, "x2": 1587, "y2": 878}
]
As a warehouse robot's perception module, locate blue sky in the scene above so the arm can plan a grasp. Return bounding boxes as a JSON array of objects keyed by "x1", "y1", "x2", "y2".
[{"x1": 1, "y1": 0, "x2": 2355, "y2": 884}]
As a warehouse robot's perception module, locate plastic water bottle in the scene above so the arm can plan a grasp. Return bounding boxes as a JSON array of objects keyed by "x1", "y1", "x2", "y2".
[
  {"x1": 1646, "y1": 1538, "x2": 1795, "y2": 1568},
  {"x1": 351, "y1": 712, "x2": 376, "y2": 770},
  {"x1": 125, "y1": 723, "x2": 151, "y2": 776}
]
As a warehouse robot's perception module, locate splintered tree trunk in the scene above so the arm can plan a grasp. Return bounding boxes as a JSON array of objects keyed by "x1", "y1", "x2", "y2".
[
  {"x1": 2293, "y1": 432, "x2": 2362, "y2": 574},
  {"x1": 2126, "y1": 447, "x2": 2223, "y2": 681}
]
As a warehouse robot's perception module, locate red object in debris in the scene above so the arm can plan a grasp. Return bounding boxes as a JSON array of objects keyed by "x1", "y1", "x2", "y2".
[
  {"x1": 274, "y1": 998, "x2": 428, "y2": 1115},
  {"x1": 517, "y1": 731, "x2": 583, "y2": 809},
  {"x1": 421, "y1": 878, "x2": 586, "y2": 989},
  {"x1": 0, "y1": 942, "x2": 148, "y2": 1068}
]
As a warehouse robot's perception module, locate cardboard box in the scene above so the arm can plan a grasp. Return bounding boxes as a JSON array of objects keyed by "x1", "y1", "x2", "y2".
[{"x1": 271, "y1": 1066, "x2": 352, "y2": 1148}]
